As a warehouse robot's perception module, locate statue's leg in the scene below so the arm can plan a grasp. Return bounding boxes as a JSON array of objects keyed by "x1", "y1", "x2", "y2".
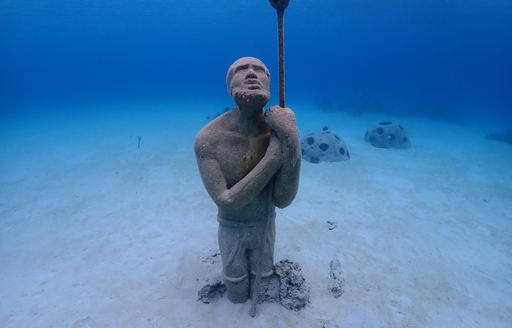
[
  {"x1": 248, "y1": 218, "x2": 276, "y2": 299},
  {"x1": 224, "y1": 275, "x2": 249, "y2": 303},
  {"x1": 218, "y1": 224, "x2": 250, "y2": 303}
]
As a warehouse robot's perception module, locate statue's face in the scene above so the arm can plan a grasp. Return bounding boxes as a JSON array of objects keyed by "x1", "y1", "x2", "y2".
[{"x1": 227, "y1": 57, "x2": 270, "y2": 107}]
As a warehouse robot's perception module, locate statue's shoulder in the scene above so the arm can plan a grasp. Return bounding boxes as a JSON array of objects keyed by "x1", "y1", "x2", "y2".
[{"x1": 195, "y1": 110, "x2": 237, "y2": 156}]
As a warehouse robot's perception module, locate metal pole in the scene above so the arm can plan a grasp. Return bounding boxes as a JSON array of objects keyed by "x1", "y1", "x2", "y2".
[
  {"x1": 269, "y1": 0, "x2": 290, "y2": 108},
  {"x1": 249, "y1": 0, "x2": 291, "y2": 318},
  {"x1": 277, "y1": 9, "x2": 285, "y2": 107}
]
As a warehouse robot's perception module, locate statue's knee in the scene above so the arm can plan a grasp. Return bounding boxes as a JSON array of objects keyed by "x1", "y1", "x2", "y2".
[{"x1": 225, "y1": 278, "x2": 249, "y2": 303}]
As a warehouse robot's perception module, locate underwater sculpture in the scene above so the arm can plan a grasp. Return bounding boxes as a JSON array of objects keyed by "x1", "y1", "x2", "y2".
[
  {"x1": 364, "y1": 121, "x2": 411, "y2": 149},
  {"x1": 301, "y1": 126, "x2": 350, "y2": 163},
  {"x1": 194, "y1": 57, "x2": 301, "y2": 305}
]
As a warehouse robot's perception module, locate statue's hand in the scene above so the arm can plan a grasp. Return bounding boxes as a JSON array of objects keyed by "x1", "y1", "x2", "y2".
[{"x1": 264, "y1": 105, "x2": 297, "y2": 139}]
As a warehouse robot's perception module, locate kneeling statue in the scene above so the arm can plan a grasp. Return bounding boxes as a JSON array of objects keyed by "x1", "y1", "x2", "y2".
[{"x1": 195, "y1": 57, "x2": 301, "y2": 303}]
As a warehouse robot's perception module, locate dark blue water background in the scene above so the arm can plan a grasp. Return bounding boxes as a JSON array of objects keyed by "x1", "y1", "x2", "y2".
[{"x1": 1, "y1": 0, "x2": 511, "y2": 124}]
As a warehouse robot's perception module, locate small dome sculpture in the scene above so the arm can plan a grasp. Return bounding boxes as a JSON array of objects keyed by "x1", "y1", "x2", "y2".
[
  {"x1": 301, "y1": 126, "x2": 350, "y2": 164},
  {"x1": 365, "y1": 121, "x2": 411, "y2": 149}
]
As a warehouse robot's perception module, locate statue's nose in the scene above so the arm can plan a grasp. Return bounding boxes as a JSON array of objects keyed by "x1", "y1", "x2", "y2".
[{"x1": 246, "y1": 71, "x2": 257, "y2": 79}]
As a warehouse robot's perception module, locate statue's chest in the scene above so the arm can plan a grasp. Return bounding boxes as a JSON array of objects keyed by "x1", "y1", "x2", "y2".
[{"x1": 220, "y1": 136, "x2": 269, "y2": 186}]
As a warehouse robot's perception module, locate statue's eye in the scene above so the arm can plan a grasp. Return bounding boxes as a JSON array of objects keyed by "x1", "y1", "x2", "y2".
[{"x1": 234, "y1": 65, "x2": 249, "y2": 73}]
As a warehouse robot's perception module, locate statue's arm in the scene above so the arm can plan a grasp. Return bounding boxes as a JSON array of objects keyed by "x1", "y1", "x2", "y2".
[
  {"x1": 265, "y1": 106, "x2": 301, "y2": 208},
  {"x1": 272, "y1": 130, "x2": 300, "y2": 208},
  {"x1": 195, "y1": 132, "x2": 282, "y2": 212}
]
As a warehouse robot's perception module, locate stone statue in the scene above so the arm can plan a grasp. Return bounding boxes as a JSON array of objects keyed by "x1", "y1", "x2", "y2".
[{"x1": 194, "y1": 57, "x2": 301, "y2": 303}]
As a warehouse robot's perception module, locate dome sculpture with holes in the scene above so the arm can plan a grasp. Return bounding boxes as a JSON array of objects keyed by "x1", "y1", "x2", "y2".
[
  {"x1": 364, "y1": 121, "x2": 411, "y2": 148},
  {"x1": 300, "y1": 126, "x2": 350, "y2": 164}
]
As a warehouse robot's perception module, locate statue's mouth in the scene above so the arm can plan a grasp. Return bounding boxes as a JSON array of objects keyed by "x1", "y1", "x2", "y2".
[
  {"x1": 245, "y1": 79, "x2": 262, "y2": 90},
  {"x1": 245, "y1": 78, "x2": 260, "y2": 84}
]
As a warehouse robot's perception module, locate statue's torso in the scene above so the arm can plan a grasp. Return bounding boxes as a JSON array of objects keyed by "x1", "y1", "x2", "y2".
[{"x1": 213, "y1": 112, "x2": 275, "y2": 226}]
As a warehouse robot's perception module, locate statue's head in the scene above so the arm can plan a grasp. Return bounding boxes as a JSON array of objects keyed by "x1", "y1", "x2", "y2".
[{"x1": 226, "y1": 57, "x2": 270, "y2": 107}]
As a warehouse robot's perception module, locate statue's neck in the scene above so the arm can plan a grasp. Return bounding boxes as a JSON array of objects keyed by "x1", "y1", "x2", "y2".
[{"x1": 236, "y1": 105, "x2": 266, "y2": 136}]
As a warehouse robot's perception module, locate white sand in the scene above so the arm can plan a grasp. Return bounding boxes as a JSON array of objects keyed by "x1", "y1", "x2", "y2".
[{"x1": 1, "y1": 102, "x2": 511, "y2": 328}]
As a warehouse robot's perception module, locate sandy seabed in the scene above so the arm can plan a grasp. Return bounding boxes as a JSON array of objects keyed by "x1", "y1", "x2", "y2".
[{"x1": 1, "y1": 101, "x2": 511, "y2": 328}]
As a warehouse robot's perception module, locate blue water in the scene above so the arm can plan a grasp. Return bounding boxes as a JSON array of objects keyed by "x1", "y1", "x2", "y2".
[
  {"x1": 1, "y1": 0, "x2": 511, "y2": 124},
  {"x1": 1, "y1": 2, "x2": 512, "y2": 327}
]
